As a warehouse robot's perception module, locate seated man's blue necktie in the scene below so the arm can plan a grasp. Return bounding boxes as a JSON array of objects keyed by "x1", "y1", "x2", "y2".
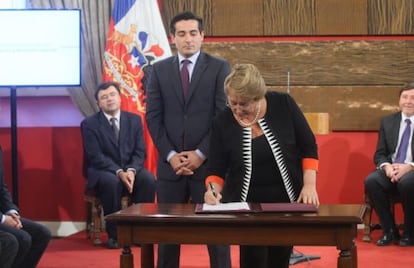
[{"x1": 395, "y1": 119, "x2": 411, "y2": 163}]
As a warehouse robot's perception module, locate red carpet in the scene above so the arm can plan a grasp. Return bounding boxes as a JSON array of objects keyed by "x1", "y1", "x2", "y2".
[{"x1": 38, "y1": 230, "x2": 414, "y2": 267}]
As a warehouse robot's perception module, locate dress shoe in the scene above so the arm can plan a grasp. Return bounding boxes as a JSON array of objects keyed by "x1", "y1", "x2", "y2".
[
  {"x1": 106, "y1": 238, "x2": 119, "y2": 249},
  {"x1": 376, "y1": 229, "x2": 400, "y2": 246},
  {"x1": 399, "y1": 234, "x2": 413, "y2": 247}
]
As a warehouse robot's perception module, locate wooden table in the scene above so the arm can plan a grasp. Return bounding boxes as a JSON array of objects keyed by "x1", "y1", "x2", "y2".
[{"x1": 106, "y1": 203, "x2": 365, "y2": 268}]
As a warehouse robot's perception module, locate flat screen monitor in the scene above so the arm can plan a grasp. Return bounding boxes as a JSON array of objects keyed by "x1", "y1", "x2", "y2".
[{"x1": 0, "y1": 9, "x2": 81, "y2": 87}]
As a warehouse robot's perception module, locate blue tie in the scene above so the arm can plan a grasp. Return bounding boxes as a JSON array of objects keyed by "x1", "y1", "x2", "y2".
[{"x1": 395, "y1": 119, "x2": 411, "y2": 163}]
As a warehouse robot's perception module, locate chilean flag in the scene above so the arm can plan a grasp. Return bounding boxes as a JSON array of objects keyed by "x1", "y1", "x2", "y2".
[{"x1": 103, "y1": 0, "x2": 171, "y2": 175}]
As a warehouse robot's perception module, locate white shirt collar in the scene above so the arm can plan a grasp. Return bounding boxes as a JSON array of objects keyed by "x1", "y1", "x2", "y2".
[
  {"x1": 178, "y1": 51, "x2": 200, "y2": 65},
  {"x1": 103, "y1": 111, "x2": 120, "y2": 123}
]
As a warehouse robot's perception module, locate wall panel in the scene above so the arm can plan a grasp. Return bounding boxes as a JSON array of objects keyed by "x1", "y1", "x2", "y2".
[
  {"x1": 368, "y1": 0, "x2": 414, "y2": 35},
  {"x1": 211, "y1": 0, "x2": 264, "y2": 36},
  {"x1": 315, "y1": 0, "x2": 367, "y2": 35},
  {"x1": 161, "y1": 1, "x2": 414, "y2": 131},
  {"x1": 270, "y1": 86, "x2": 400, "y2": 131},
  {"x1": 162, "y1": 0, "x2": 213, "y2": 35},
  {"x1": 264, "y1": 0, "x2": 316, "y2": 35},
  {"x1": 201, "y1": 41, "x2": 413, "y2": 130},
  {"x1": 202, "y1": 41, "x2": 414, "y2": 86},
  {"x1": 162, "y1": 0, "x2": 414, "y2": 36}
]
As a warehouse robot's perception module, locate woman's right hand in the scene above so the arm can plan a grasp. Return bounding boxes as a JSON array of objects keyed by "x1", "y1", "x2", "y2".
[{"x1": 204, "y1": 190, "x2": 221, "y2": 205}]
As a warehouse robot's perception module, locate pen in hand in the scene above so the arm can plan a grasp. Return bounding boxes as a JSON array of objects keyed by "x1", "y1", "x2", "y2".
[{"x1": 209, "y1": 182, "x2": 217, "y2": 198}]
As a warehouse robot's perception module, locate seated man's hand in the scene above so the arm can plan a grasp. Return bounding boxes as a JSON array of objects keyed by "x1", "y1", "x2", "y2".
[
  {"x1": 390, "y1": 163, "x2": 412, "y2": 183},
  {"x1": 4, "y1": 214, "x2": 22, "y2": 229},
  {"x1": 118, "y1": 171, "x2": 134, "y2": 193}
]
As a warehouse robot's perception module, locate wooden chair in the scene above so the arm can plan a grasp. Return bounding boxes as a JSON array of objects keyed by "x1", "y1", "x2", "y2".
[
  {"x1": 84, "y1": 188, "x2": 131, "y2": 246},
  {"x1": 363, "y1": 192, "x2": 403, "y2": 242}
]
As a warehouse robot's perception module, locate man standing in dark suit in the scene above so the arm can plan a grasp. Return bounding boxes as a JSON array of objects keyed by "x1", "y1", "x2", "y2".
[
  {"x1": 365, "y1": 82, "x2": 414, "y2": 247},
  {"x1": 81, "y1": 81, "x2": 156, "y2": 249},
  {"x1": 0, "y1": 147, "x2": 51, "y2": 267},
  {"x1": 146, "y1": 11, "x2": 231, "y2": 268}
]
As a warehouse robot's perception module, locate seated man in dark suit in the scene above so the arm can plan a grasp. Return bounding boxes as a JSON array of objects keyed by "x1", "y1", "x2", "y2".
[
  {"x1": 0, "y1": 230, "x2": 18, "y2": 267},
  {"x1": 0, "y1": 147, "x2": 51, "y2": 267},
  {"x1": 365, "y1": 82, "x2": 414, "y2": 247},
  {"x1": 81, "y1": 81, "x2": 156, "y2": 249}
]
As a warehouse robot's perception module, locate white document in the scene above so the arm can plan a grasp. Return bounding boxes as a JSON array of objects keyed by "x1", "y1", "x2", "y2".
[{"x1": 202, "y1": 202, "x2": 250, "y2": 211}]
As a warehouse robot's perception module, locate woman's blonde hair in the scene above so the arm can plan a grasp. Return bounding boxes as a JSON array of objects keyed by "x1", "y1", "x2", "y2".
[{"x1": 224, "y1": 63, "x2": 267, "y2": 100}]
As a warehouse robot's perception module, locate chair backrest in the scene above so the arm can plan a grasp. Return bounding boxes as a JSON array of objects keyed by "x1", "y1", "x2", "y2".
[{"x1": 82, "y1": 148, "x2": 89, "y2": 180}]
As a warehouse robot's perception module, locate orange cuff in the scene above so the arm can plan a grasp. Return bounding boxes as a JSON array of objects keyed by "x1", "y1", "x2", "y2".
[
  {"x1": 302, "y1": 158, "x2": 319, "y2": 171},
  {"x1": 205, "y1": 175, "x2": 224, "y2": 189}
]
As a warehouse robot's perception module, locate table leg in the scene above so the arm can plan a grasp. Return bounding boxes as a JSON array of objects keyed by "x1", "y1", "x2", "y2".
[
  {"x1": 141, "y1": 244, "x2": 154, "y2": 268},
  {"x1": 337, "y1": 246, "x2": 357, "y2": 268},
  {"x1": 352, "y1": 245, "x2": 357, "y2": 268},
  {"x1": 120, "y1": 246, "x2": 134, "y2": 268}
]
